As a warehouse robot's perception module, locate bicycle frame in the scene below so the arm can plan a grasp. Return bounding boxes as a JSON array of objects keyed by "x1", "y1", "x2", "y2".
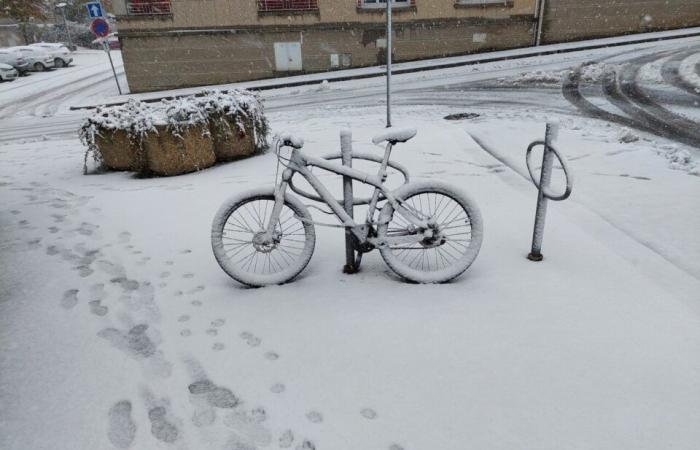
[{"x1": 266, "y1": 143, "x2": 431, "y2": 247}]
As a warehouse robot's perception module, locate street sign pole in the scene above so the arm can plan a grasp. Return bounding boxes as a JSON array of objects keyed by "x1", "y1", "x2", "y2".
[
  {"x1": 103, "y1": 41, "x2": 122, "y2": 95},
  {"x1": 386, "y1": 0, "x2": 392, "y2": 128}
]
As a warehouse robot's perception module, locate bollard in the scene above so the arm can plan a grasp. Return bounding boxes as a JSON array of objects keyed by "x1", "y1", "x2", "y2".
[
  {"x1": 526, "y1": 122, "x2": 573, "y2": 261},
  {"x1": 341, "y1": 129, "x2": 359, "y2": 274}
]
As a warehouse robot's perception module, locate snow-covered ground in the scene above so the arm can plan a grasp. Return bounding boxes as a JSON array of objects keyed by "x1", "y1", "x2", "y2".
[{"x1": 2, "y1": 36, "x2": 700, "y2": 450}]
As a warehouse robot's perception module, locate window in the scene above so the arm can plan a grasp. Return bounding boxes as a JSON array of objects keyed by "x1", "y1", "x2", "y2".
[
  {"x1": 454, "y1": 0, "x2": 512, "y2": 6},
  {"x1": 126, "y1": 0, "x2": 172, "y2": 16},
  {"x1": 358, "y1": 0, "x2": 415, "y2": 9},
  {"x1": 257, "y1": 0, "x2": 319, "y2": 12}
]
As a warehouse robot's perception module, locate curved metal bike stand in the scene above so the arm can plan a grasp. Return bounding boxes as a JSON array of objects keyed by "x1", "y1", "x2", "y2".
[
  {"x1": 526, "y1": 123, "x2": 574, "y2": 261},
  {"x1": 285, "y1": 130, "x2": 411, "y2": 274}
]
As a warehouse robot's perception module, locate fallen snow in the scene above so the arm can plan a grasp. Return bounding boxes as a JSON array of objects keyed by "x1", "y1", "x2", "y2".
[{"x1": 2, "y1": 103, "x2": 700, "y2": 450}]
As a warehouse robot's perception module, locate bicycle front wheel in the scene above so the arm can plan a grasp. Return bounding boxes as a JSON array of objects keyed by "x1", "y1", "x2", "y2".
[
  {"x1": 377, "y1": 181, "x2": 483, "y2": 283},
  {"x1": 211, "y1": 188, "x2": 315, "y2": 287}
]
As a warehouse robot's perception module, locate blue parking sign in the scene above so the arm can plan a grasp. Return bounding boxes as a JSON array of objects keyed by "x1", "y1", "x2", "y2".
[{"x1": 86, "y1": 2, "x2": 103, "y2": 18}]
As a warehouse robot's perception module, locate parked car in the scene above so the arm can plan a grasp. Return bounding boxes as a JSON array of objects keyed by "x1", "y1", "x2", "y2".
[
  {"x1": 29, "y1": 42, "x2": 73, "y2": 68},
  {"x1": 0, "y1": 62, "x2": 18, "y2": 81},
  {"x1": 0, "y1": 49, "x2": 30, "y2": 74},
  {"x1": 9, "y1": 46, "x2": 55, "y2": 72}
]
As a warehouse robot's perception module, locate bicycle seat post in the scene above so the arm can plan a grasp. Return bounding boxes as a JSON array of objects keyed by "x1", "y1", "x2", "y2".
[{"x1": 365, "y1": 142, "x2": 394, "y2": 224}]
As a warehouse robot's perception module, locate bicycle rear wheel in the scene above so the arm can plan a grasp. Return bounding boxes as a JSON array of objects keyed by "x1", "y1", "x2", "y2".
[
  {"x1": 378, "y1": 181, "x2": 483, "y2": 283},
  {"x1": 211, "y1": 188, "x2": 315, "y2": 287}
]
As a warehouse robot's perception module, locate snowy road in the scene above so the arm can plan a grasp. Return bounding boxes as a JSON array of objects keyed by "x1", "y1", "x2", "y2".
[{"x1": 1, "y1": 36, "x2": 700, "y2": 450}]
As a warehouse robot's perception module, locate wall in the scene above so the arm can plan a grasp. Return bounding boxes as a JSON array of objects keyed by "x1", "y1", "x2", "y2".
[
  {"x1": 121, "y1": 16, "x2": 534, "y2": 92},
  {"x1": 540, "y1": 0, "x2": 700, "y2": 43}
]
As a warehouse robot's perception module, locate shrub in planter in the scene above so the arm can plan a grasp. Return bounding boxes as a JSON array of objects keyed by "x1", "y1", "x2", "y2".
[
  {"x1": 139, "y1": 98, "x2": 216, "y2": 176},
  {"x1": 80, "y1": 90, "x2": 269, "y2": 176},
  {"x1": 94, "y1": 129, "x2": 142, "y2": 171},
  {"x1": 142, "y1": 123, "x2": 216, "y2": 176},
  {"x1": 197, "y1": 90, "x2": 269, "y2": 162},
  {"x1": 80, "y1": 100, "x2": 153, "y2": 174}
]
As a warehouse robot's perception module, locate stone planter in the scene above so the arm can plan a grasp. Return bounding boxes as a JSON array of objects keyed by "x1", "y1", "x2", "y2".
[
  {"x1": 209, "y1": 114, "x2": 256, "y2": 162},
  {"x1": 141, "y1": 123, "x2": 216, "y2": 176},
  {"x1": 94, "y1": 128, "x2": 142, "y2": 171}
]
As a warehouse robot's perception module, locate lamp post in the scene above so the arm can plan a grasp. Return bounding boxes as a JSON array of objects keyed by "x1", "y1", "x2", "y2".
[
  {"x1": 55, "y1": 2, "x2": 74, "y2": 49},
  {"x1": 385, "y1": 0, "x2": 392, "y2": 128}
]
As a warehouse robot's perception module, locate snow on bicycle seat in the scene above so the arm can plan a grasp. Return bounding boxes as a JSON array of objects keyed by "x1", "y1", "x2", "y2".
[
  {"x1": 371, "y1": 127, "x2": 417, "y2": 145},
  {"x1": 280, "y1": 133, "x2": 304, "y2": 149}
]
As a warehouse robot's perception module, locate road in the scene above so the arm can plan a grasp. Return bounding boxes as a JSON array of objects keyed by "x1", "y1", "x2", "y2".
[{"x1": 2, "y1": 35, "x2": 699, "y2": 146}]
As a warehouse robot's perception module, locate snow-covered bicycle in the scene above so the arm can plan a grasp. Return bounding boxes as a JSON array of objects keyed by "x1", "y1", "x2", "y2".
[{"x1": 211, "y1": 128, "x2": 483, "y2": 287}]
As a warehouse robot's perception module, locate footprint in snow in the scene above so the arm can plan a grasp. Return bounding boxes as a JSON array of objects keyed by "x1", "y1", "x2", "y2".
[
  {"x1": 279, "y1": 430, "x2": 294, "y2": 448},
  {"x1": 305, "y1": 411, "x2": 323, "y2": 424},
  {"x1": 264, "y1": 352, "x2": 279, "y2": 361},
  {"x1": 178, "y1": 315, "x2": 190, "y2": 322},
  {"x1": 206, "y1": 329, "x2": 218, "y2": 336},
  {"x1": 187, "y1": 285, "x2": 205, "y2": 295},
  {"x1": 212, "y1": 318, "x2": 225, "y2": 327},
  {"x1": 223, "y1": 409, "x2": 272, "y2": 447},
  {"x1": 270, "y1": 383, "x2": 285, "y2": 394},
  {"x1": 360, "y1": 408, "x2": 377, "y2": 419},
  {"x1": 107, "y1": 400, "x2": 136, "y2": 449},
  {"x1": 212, "y1": 343, "x2": 225, "y2": 351},
  {"x1": 118, "y1": 231, "x2": 131, "y2": 243},
  {"x1": 239, "y1": 332, "x2": 261, "y2": 347},
  {"x1": 182, "y1": 273, "x2": 194, "y2": 279},
  {"x1": 191, "y1": 300, "x2": 203, "y2": 307},
  {"x1": 89, "y1": 300, "x2": 108, "y2": 316},
  {"x1": 148, "y1": 406, "x2": 179, "y2": 443},
  {"x1": 181, "y1": 329, "x2": 192, "y2": 337},
  {"x1": 61, "y1": 289, "x2": 79, "y2": 309}
]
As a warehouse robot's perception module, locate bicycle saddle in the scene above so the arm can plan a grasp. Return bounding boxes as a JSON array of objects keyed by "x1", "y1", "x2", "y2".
[
  {"x1": 280, "y1": 133, "x2": 304, "y2": 149},
  {"x1": 371, "y1": 127, "x2": 417, "y2": 145}
]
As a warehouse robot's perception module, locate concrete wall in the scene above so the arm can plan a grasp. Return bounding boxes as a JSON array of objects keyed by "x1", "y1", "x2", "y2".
[
  {"x1": 540, "y1": 0, "x2": 700, "y2": 43},
  {"x1": 121, "y1": 16, "x2": 534, "y2": 92}
]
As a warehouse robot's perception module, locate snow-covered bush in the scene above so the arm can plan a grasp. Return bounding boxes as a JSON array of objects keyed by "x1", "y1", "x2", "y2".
[
  {"x1": 79, "y1": 90, "x2": 269, "y2": 175},
  {"x1": 194, "y1": 90, "x2": 269, "y2": 153}
]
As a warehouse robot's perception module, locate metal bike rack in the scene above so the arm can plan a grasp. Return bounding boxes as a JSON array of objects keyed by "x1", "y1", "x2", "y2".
[
  {"x1": 526, "y1": 122, "x2": 574, "y2": 261},
  {"x1": 283, "y1": 130, "x2": 410, "y2": 274}
]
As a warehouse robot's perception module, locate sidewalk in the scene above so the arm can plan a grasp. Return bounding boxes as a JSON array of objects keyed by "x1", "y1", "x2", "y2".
[
  {"x1": 71, "y1": 27, "x2": 700, "y2": 110},
  {"x1": 2, "y1": 105, "x2": 699, "y2": 449}
]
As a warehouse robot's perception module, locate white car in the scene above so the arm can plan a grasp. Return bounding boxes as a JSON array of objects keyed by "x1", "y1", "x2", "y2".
[
  {"x1": 0, "y1": 49, "x2": 29, "y2": 74},
  {"x1": 0, "y1": 62, "x2": 18, "y2": 81},
  {"x1": 30, "y1": 42, "x2": 73, "y2": 68},
  {"x1": 9, "y1": 46, "x2": 55, "y2": 72}
]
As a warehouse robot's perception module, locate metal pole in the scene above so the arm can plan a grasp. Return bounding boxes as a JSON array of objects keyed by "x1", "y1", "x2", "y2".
[
  {"x1": 103, "y1": 41, "x2": 123, "y2": 95},
  {"x1": 341, "y1": 129, "x2": 357, "y2": 274},
  {"x1": 527, "y1": 123, "x2": 557, "y2": 261},
  {"x1": 386, "y1": 0, "x2": 392, "y2": 128},
  {"x1": 534, "y1": 0, "x2": 546, "y2": 46},
  {"x1": 61, "y1": 8, "x2": 74, "y2": 49}
]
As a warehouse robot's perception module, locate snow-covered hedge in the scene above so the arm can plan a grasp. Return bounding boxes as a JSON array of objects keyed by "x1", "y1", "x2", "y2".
[{"x1": 80, "y1": 90, "x2": 269, "y2": 175}]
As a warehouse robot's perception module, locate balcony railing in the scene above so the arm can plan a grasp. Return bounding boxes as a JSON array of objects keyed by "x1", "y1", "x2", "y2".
[
  {"x1": 126, "y1": 0, "x2": 172, "y2": 15},
  {"x1": 258, "y1": 0, "x2": 319, "y2": 12}
]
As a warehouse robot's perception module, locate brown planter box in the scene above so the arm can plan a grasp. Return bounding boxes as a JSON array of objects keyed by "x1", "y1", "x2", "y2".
[
  {"x1": 142, "y1": 123, "x2": 216, "y2": 176},
  {"x1": 95, "y1": 128, "x2": 142, "y2": 171},
  {"x1": 209, "y1": 114, "x2": 256, "y2": 162}
]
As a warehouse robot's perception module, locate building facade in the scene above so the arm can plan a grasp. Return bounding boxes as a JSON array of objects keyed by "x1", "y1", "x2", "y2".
[
  {"x1": 114, "y1": 0, "x2": 538, "y2": 92},
  {"x1": 113, "y1": 0, "x2": 700, "y2": 93}
]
